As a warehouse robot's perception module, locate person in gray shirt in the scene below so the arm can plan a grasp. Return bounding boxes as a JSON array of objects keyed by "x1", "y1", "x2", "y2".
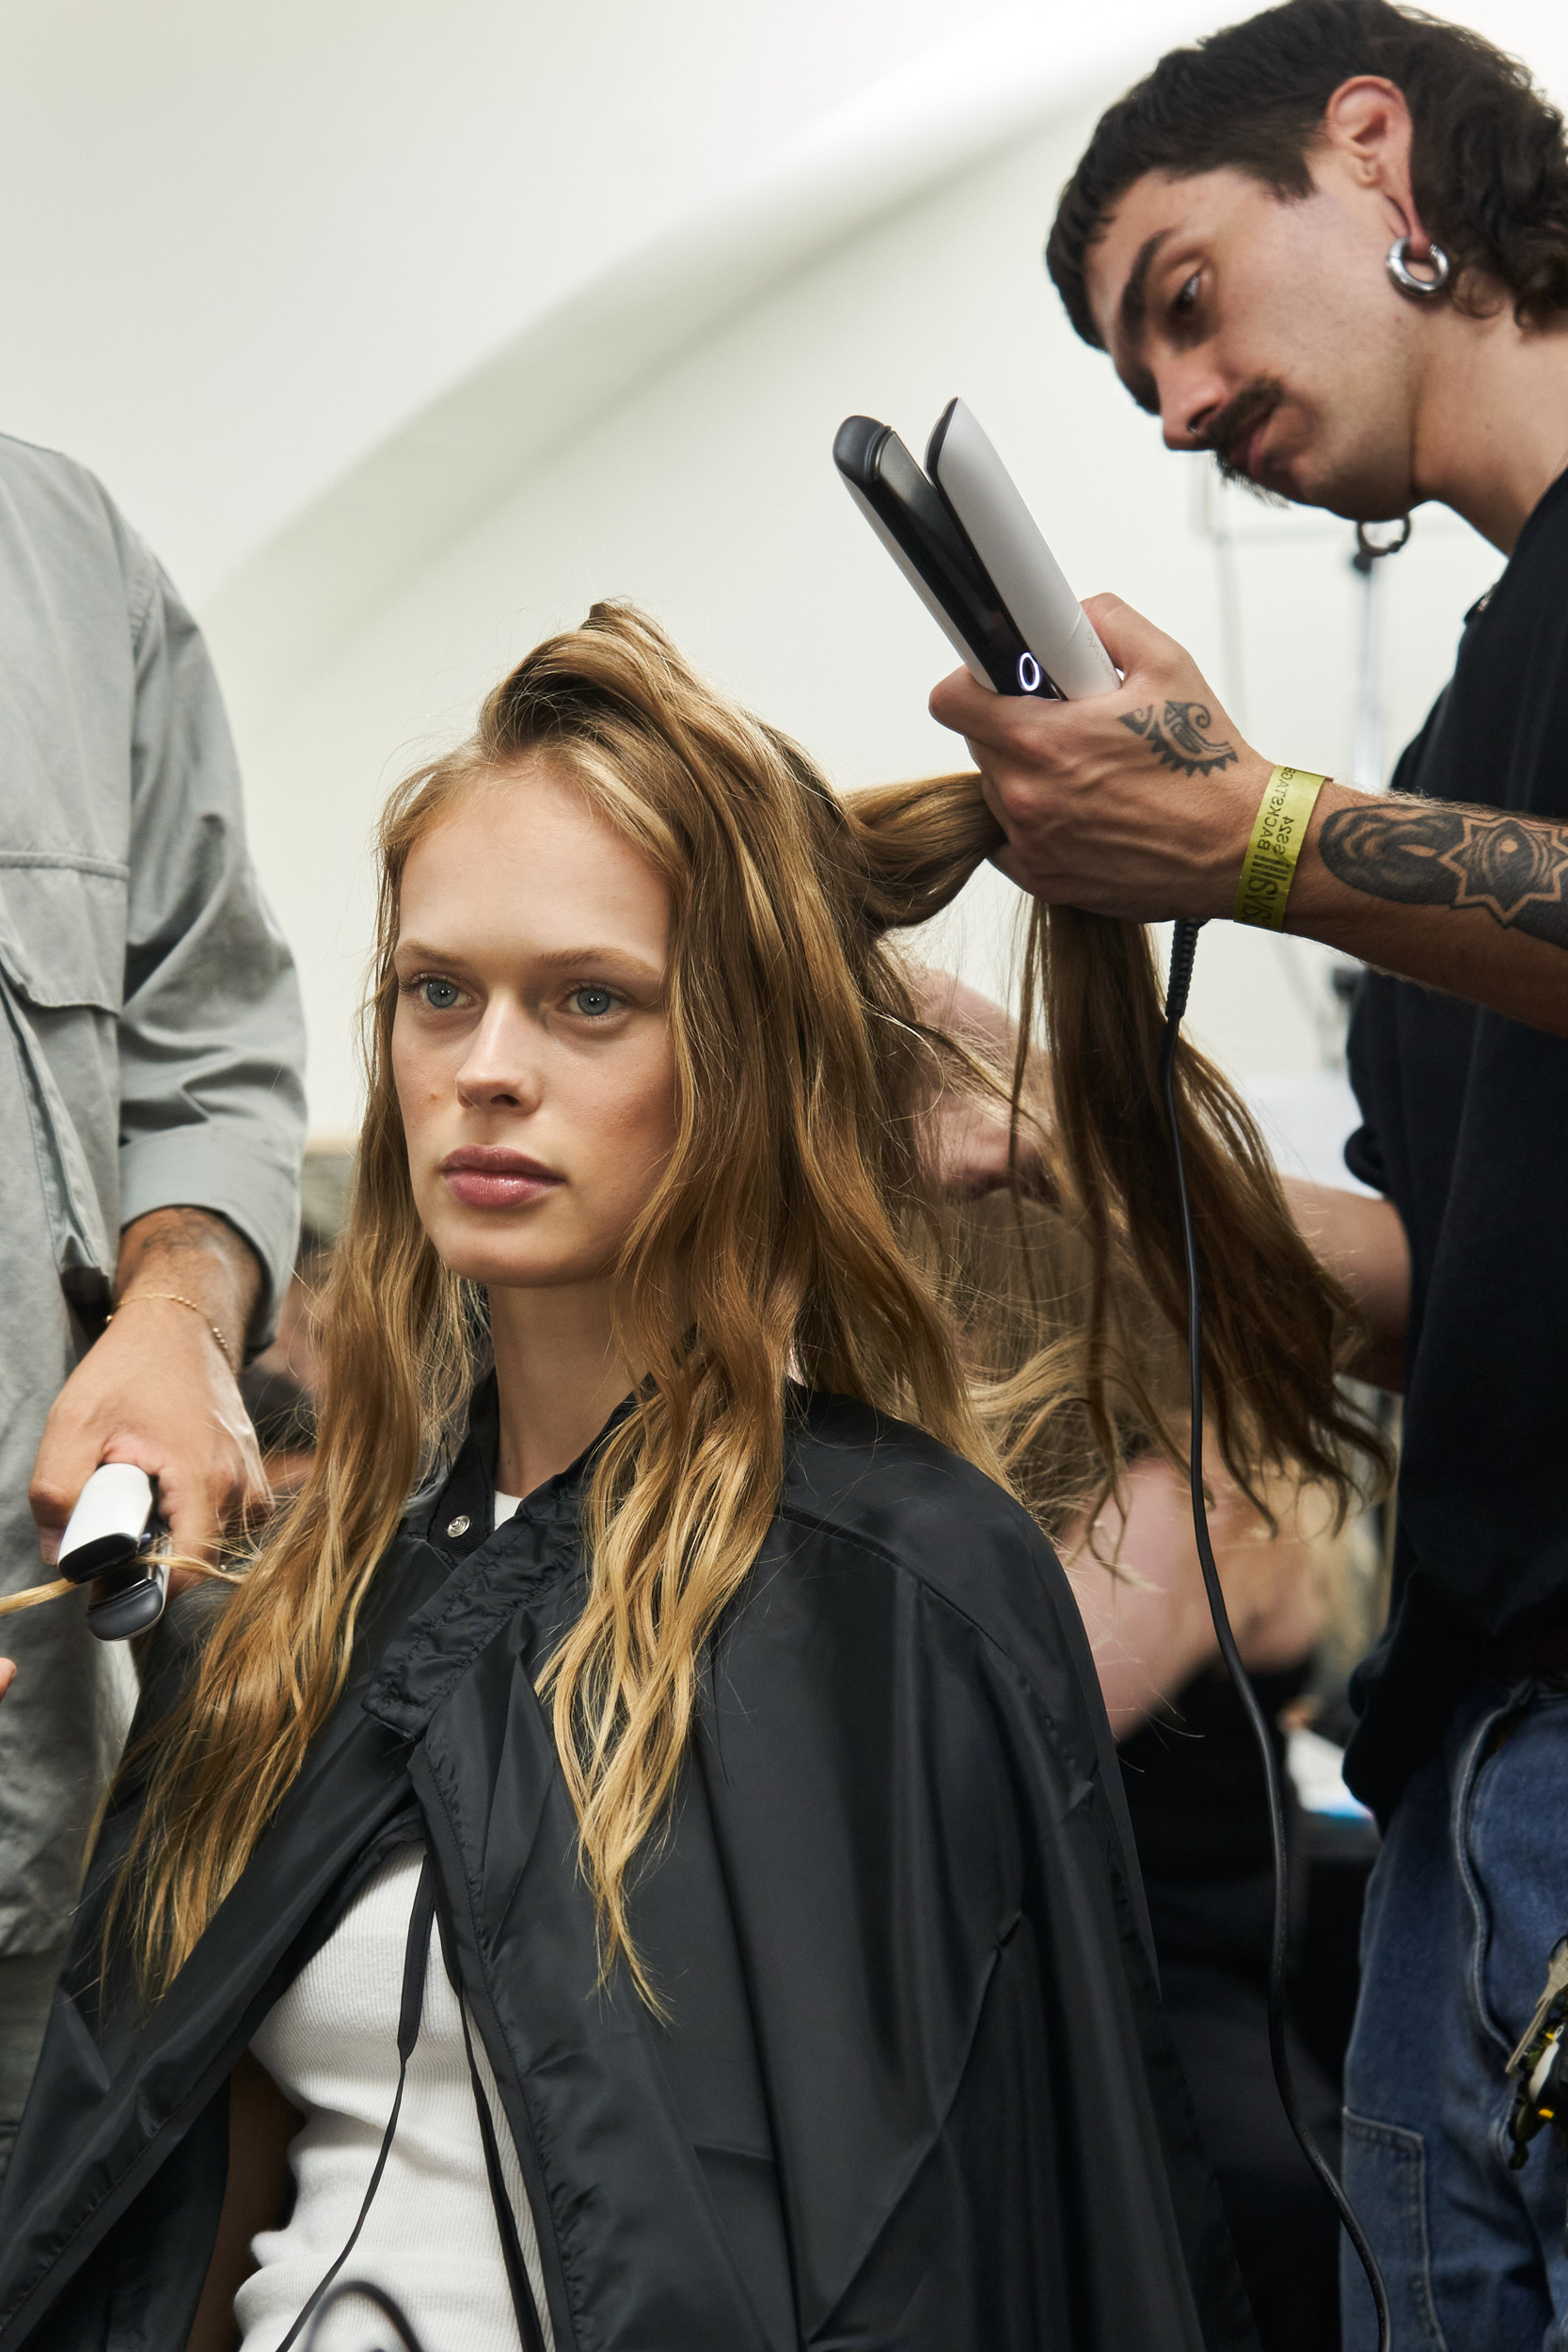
[{"x1": 0, "y1": 432, "x2": 305, "y2": 2166}]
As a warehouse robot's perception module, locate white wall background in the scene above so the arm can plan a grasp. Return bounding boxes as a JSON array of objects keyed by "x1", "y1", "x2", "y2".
[{"x1": 1, "y1": 0, "x2": 1561, "y2": 1148}]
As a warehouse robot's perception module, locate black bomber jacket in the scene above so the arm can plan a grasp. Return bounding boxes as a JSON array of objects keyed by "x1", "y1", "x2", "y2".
[{"x1": 0, "y1": 1388, "x2": 1258, "y2": 2352}]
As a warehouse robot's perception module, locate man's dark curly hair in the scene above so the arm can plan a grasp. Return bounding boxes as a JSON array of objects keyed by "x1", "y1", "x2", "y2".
[{"x1": 1047, "y1": 0, "x2": 1568, "y2": 347}]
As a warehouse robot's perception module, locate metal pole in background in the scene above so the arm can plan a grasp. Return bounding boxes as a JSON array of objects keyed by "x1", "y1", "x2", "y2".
[
  {"x1": 1350, "y1": 515, "x2": 1412, "y2": 793},
  {"x1": 1345, "y1": 515, "x2": 1413, "y2": 1614},
  {"x1": 1332, "y1": 517, "x2": 1414, "y2": 1032},
  {"x1": 1196, "y1": 482, "x2": 1414, "y2": 1064},
  {"x1": 1197, "y1": 469, "x2": 1341, "y2": 1063}
]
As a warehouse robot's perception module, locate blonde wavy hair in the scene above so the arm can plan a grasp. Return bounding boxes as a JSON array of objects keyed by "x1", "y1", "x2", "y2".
[{"x1": 113, "y1": 604, "x2": 1377, "y2": 2000}]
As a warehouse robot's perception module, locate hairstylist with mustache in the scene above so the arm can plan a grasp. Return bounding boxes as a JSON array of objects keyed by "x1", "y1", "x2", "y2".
[{"x1": 927, "y1": 4, "x2": 1568, "y2": 2343}]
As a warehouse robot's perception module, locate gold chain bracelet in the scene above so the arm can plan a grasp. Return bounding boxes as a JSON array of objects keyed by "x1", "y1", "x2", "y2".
[{"x1": 107, "y1": 1292, "x2": 237, "y2": 1375}]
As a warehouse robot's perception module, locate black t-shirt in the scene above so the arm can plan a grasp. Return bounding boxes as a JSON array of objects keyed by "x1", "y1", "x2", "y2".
[
  {"x1": 1119, "y1": 1661, "x2": 1307, "y2": 1978},
  {"x1": 1342, "y1": 467, "x2": 1568, "y2": 1822}
]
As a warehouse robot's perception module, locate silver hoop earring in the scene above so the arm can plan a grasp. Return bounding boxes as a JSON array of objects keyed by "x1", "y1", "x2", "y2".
[
  {"x1": 1354, "y1": 516, "x2": 1412, "y2": 567},
  {"x1": 1386, "y1": 235, "x2": 1450, "y2": 298}
]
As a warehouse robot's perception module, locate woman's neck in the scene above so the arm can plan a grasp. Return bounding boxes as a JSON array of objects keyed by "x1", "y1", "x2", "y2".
[{"x1": 486, "y1": 1279, "x2": 632, "y2": 1499}]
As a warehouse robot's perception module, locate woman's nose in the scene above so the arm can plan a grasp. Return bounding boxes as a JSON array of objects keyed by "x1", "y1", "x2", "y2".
[{"x1": 454, "y1": 1006, "x2": 543, "y2": 1111}]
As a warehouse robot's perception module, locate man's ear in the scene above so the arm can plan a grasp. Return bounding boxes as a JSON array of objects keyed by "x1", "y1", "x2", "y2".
[{"x1": 1319, "y1": 75, "x2": 1435, "y2": 262}]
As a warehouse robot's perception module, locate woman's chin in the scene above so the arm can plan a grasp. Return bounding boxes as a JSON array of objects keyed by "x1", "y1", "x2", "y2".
[{"x1": 430, "y1": 1233, "x2": 612, "y2": 1294}]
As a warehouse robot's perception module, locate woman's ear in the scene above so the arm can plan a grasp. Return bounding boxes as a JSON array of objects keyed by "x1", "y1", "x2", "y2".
[{"x1": 1319, "y1": 74, "x2": 1436, "y2": 262}]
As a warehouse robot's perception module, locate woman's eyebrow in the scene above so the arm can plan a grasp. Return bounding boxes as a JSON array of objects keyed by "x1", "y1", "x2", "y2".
[
  {"x1": 394, "y1": 938, "x2": 664, "y2": 981},
  {"x1": 392, "y1": 937, "x2": 469, "y2": 967},
  {"x1": 528, "y1": 945, "x2": 665, "y2": 979}
]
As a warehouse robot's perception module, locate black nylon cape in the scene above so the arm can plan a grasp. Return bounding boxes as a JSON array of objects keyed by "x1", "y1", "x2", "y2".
[{"x1": 0, "y1": 1389, "x2": 1257, "y2": 2351}]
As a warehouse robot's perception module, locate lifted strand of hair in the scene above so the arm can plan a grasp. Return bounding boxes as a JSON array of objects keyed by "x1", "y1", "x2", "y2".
[{"x1": 1025, "y1": 899, "x2": 1383, "y2": 1521}]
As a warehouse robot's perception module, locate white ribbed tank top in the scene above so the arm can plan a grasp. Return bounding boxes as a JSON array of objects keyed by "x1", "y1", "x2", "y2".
[{"x1": 238, "y1": 1496, "x2": 552, "y2": 2352}]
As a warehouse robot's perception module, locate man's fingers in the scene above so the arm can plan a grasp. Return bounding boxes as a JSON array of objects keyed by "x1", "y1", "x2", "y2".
[
  {"x1": 928, "y1": 664, "x2": 997, "y2": 737},
  {"x1": 1079, "y1": 592, "x2": 1177, "y2": 677},
  {"x1": 227, "y1": 1417, "x2": 274, "y2": 1534},
  {"x1": 0, "y1": 1658, "x2": 14, "y2": 1701},
  {"x1": 922, "y1": 594, "x2": 1250, "y2": 927},
  {"x1": 163, "y1": 1460, "x2": 264, "y2": 1595},
  {"x1": 28, "y1": 1427, "x2": 104, "y2": 1559},
  {"x1": 164, "y1": 1486, "x2": 223, "y2": 1570},
  {"x1": 937, "y1": 690, "x2": 1078, "y2": 772},
  {"x1": 977, "y1": 770, "x2": 1036, "y2": 880},
  {"x1": 930, "y1": 596, "x2": 1180, "y2": 747},
  {"x1": 238, "y1": 1460, "x2": 276, "y2": 1542},
  {"x1": 976, "y1": 764, "x2": 1031, "y2": 880},
  {"x1": 928, "y1": 664, "x2": 1069, "y2": 750},
  {"x1": 987, "y1": 839, "x2": 1030, "y2": 892},
  {"x1": 976, "y1": 763, "x2": 1005, "y2": 824},
  {"x1": 162, "y1": 1440, "x2": 270, "y2": 1569}
]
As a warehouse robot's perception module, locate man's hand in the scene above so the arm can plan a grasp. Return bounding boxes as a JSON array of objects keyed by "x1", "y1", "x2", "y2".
[
  {"x1": 29, "y1": 1207, "x2": 270, "y2": 1582},
  {"x1": 932, "y1": 590, "x2": 1568, "y2": 1036},
  {"x1": 929, "y1": 594, "x2": 1270, "y2": 920}
]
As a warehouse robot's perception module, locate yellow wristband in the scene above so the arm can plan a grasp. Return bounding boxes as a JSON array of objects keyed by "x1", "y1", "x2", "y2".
[{"x1": 1232, "y1": 766, "x2": 1328, "y2": 930}]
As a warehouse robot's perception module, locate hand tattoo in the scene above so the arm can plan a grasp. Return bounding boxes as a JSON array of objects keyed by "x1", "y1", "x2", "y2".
[
  {"x1": 1120, "y1": 700, "x2": 1239, "y2": 778},
  {"x1": 1320, "y1": 799, "x2": 1568, "y2": 949}
]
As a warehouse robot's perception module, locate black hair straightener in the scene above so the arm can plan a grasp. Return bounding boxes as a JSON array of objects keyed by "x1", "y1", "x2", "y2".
[{"x1": 57, "y1": 1461, "x2": 168, "y2": 1638}]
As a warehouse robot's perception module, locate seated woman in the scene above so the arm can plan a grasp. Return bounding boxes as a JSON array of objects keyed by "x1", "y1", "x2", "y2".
[
  {"x1": 0, "y1": 607, "x2": 1369, "y2": 2352},
  {"x1": 951, "y1": 1190, "x2": 1360, "y2": 2352}
]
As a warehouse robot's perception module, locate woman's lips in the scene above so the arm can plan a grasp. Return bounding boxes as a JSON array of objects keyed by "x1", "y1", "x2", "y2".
[{"x1": 441, "y1": 1152, "x2": 563, "y2": 1210}]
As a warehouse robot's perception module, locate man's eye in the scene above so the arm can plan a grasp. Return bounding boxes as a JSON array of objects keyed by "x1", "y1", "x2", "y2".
[
  {"x1": 419, "y1": 977, "x2": 463, "y2": 1010},
  {"x1": 1173, "y1": 271, "x2": 1200, "y2": 318},
  {"x1": 569, "y1": 985, "x2": 618, "y2": 1019}
]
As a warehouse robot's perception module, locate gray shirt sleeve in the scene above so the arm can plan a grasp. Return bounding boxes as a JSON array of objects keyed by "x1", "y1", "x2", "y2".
[{"x1": 116, "y1": 540, "x2": 307, "y2": 1345}]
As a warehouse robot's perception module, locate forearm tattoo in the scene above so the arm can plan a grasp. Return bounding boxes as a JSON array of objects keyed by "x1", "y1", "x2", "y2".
[
  {"x1": 1119, "y1": 700, "x2": 1239, "y2": 778},
  {"x1": 1319, "y1": 799, "x2": 1568, "y2": 950}
]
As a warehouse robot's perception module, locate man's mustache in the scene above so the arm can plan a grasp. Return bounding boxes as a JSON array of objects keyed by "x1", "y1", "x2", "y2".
[{"x1": 1201, "y1": 378, "x2": 1286, "y2": 487}]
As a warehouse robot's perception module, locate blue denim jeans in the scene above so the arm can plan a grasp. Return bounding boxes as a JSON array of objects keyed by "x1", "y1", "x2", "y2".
[{"x1": 1341, "y1": 1678, "x2": 1568, "y2": 2350}]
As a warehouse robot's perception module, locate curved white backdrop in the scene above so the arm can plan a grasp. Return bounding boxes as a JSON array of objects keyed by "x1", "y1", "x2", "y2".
[{"x1": 0, "y1": 0, "x2": 1558, "y2": 1136}]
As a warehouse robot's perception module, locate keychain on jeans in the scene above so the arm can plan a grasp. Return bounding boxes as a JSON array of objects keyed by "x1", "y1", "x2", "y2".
[{"x1": 1506, "y1": 1931, "x2": 1568, "y2": 2249}]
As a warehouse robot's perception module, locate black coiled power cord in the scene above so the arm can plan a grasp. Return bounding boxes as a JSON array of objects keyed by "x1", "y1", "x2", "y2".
[
  {"x1": 1160, "y1": 915, "x2": 1391, "y2": 2352},
  {"x1": 301, "y1": 2280, "x2": 428, "y2": 2351}
]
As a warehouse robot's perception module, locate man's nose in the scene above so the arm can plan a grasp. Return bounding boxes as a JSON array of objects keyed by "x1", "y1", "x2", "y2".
[{"x1": 1158, "y1": 358, "x2": 1227, "y2": 452}]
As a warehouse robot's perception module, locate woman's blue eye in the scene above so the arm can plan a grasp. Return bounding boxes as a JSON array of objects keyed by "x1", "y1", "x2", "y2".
[
  {"x1": 420, "y1": 977, "x2": 462, "y2": 1010},
  {"x1": 571, "y1": 986, "x2": 617, "y2": 1018}
]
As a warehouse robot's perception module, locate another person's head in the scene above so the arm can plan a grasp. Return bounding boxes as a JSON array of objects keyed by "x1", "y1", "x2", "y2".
[{"x1": 1047, "y1": 0, "x2": 1568, "y2": 518}]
